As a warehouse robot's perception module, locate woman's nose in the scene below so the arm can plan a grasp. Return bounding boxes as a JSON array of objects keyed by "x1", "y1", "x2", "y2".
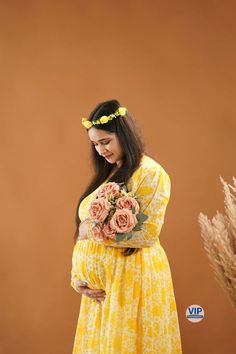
[{"x1": 97, "y1": 145, "x2": 107, "y2": 155}]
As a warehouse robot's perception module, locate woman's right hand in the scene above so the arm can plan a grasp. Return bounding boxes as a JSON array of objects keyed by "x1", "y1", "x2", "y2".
[
  {"x1": 75, "y1": 280, "x2": 106, "y2": 305},
  {"x1": 78, "y1": 219, "x2": 90, "y2": 240}
]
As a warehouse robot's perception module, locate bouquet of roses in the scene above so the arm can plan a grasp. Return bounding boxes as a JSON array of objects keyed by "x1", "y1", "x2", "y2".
[{"x1": 87, "y1": 182, "x2": 148, "y2": 242}]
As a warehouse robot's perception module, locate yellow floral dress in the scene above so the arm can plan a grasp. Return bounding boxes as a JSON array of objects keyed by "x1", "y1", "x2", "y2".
[{"x1": 71, "y1": 154, "x2": 182, "y2": 353}]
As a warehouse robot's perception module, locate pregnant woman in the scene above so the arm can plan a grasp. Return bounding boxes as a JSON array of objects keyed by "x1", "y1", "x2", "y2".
[{"x1": 71, "y1": 99, "x2": 182, "y2": 353}]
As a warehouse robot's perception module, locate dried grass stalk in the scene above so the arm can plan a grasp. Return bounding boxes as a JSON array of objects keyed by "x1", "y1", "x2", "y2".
[{"x1": 198, "y1": 176, "x2": 236, "y2": 308}]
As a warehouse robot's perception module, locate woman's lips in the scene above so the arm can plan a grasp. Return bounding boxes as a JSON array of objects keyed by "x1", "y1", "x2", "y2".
[{"x1": 104, "y1": 153, "x2": 113, "y2": 158}]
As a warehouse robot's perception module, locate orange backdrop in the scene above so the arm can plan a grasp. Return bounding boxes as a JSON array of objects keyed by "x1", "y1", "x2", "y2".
[{"x1": 1, "y1": 1, "x2": 236, "y2": 353}]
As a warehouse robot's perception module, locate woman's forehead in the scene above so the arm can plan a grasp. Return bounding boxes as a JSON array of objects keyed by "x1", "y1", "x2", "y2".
[{"x1": 88, "y1": 128, "x2": 114, "y2": 141}]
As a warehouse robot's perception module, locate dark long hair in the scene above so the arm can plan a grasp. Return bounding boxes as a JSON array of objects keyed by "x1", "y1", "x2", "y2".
[{"x1": 74, "y1": 99, "x2": 146, "y2": 256}]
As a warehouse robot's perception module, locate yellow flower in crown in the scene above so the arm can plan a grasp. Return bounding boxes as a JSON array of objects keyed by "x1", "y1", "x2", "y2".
[
  {"x1": 117, "y1": 107, "x2": 127, "y2": 116},
  {"x1": 81, "y1": 106, "x2": 127, "y2": 128},
  {"x1": 81, "y1": 118, "x2": 93, "y2": 129},
  {"x1": 100, "y1": 115, "x2": 109, "y2": 124}
]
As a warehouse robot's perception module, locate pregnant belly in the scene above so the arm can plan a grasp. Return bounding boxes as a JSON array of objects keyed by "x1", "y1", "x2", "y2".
[{"x1": 74, "y1": 240, "x2": 122, "y2": 291}]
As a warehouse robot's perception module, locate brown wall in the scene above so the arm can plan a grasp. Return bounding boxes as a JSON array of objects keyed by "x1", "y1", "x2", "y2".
[{"x1": 1, "y1": 1, "x2": 236, "y2": 353}]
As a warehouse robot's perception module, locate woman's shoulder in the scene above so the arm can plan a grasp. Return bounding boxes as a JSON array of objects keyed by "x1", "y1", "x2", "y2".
[
  {"x1": 127, "y1": 154, "x2": 170, "y2": 193},
  {"x1": 134, "y1": 153, "x2": 170, "y2": 184},
  {"x1": 139, "y1": 154, "x2": 164, "y2": 175}
]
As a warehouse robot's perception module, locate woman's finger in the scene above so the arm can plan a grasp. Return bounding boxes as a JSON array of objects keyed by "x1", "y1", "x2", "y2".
[
  {"x1": 86, "y1": 289, "x2": 105, "y2": 297},
  {"x1": 75, "y1": 285, "x2": 106, "y2": 301},
  {"x1": 88, "y1": 292, "x2": 105, "y2": 299},
  {"x1": 76, "y1": 280, "x2": 88, "y2": 287},
  {"x1": 77, "y1": 286, "x2": 105, "y2": 294},
  {"x1": 84, "y1": 290, "x2": 106, "y2": 300},
  {"x1": 87, "y1": 289, "x2": 105, "y2": 295}
]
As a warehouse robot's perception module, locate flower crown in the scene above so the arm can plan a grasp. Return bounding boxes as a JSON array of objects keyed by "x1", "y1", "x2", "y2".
[{"x1": 81, "y1": 107, "x2": 127, "y2": 129}]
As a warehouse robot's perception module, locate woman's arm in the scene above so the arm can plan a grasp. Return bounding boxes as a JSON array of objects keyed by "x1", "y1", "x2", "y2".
[{"x1": 86, "y1": 166, "x2": 171, "y2": 248}]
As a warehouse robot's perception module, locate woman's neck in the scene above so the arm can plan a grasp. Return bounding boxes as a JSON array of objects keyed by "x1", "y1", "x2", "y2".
[{"x1": 108, "y1": 165, "x2": 119, "y2": 179}]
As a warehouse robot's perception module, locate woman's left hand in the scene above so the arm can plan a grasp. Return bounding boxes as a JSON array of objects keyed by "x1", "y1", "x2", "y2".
[
  {"x1": 75, "y1": 280, "x2": 106, "y2": 305},
  {"x1": 78, "y1": 219, "x2": 90, "y2": 240}
]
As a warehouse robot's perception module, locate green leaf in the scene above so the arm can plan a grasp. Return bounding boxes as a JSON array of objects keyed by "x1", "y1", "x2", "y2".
[
  {"x1": 126, "y1": 233, "x2": 133, "y2": 240},
  {"x1": 125, "y1": 232, "x2": 132, "y2": 239},
  {"x1": 103, "y1": 214, "x2": 110, "y2": 224},
  {"x1": 131, "y1": 207, "x2": 136, "y2": 214},
  {"x1": 133, "y1": 225, "x2": 142, "y2": 231},
  {"x1": 136, "y1": 213, "x2": 148, "y2": 223},
  {"x1": 116, "y1": 233, "x2": 126, "y2": 242},
  {"x1": 119, "y1": 183, "x2": 127, "y2": 192}
]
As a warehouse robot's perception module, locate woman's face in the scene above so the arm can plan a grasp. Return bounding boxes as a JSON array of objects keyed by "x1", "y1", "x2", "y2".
[{"x1": 88, "y1": 127, "x2": 123, "y2": 167}]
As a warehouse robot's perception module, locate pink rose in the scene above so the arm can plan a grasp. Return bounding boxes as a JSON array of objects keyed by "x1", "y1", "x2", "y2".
[
  {"x1": 97, "y1": 182, "x2": 120, "y2": 199},
  {"x1": 110, "y1": 209, "x2": 137, "y2": 233},
  {"x1": 116, "y1": 196, "x2": 140, "y2": 213},
  {"x1": 102, "y1": 221, "x2": 117, "y2": 240},
  {"x1": 89, "y1": 197, "x2": 111, "y2": 222},
  {"x1": 91, "y1": 223, "x2": 105, "y2": 241}
]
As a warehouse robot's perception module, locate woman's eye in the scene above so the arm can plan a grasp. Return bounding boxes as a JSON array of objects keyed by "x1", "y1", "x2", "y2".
[{"x1": 94, "y1": 141, "x2": 110, "y2": 146}]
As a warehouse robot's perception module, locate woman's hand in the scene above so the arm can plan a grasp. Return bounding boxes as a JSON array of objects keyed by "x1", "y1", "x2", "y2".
[
  {"x1": 75, "y1": 280, "x2": 106, "y2": 305},
  {"x1": 78, "y1": 219, "x2": 90, "y2": 240}
]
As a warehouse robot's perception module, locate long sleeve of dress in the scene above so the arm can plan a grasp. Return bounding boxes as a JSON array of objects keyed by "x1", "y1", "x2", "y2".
[{"x1": 87, "y1": 164, "x2": 171, "y2": 248}]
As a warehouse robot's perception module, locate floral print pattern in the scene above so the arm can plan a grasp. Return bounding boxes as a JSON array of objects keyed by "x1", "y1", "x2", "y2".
[{"x1": 71, "y1": 155, "x2": 182, "y2": 353}]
